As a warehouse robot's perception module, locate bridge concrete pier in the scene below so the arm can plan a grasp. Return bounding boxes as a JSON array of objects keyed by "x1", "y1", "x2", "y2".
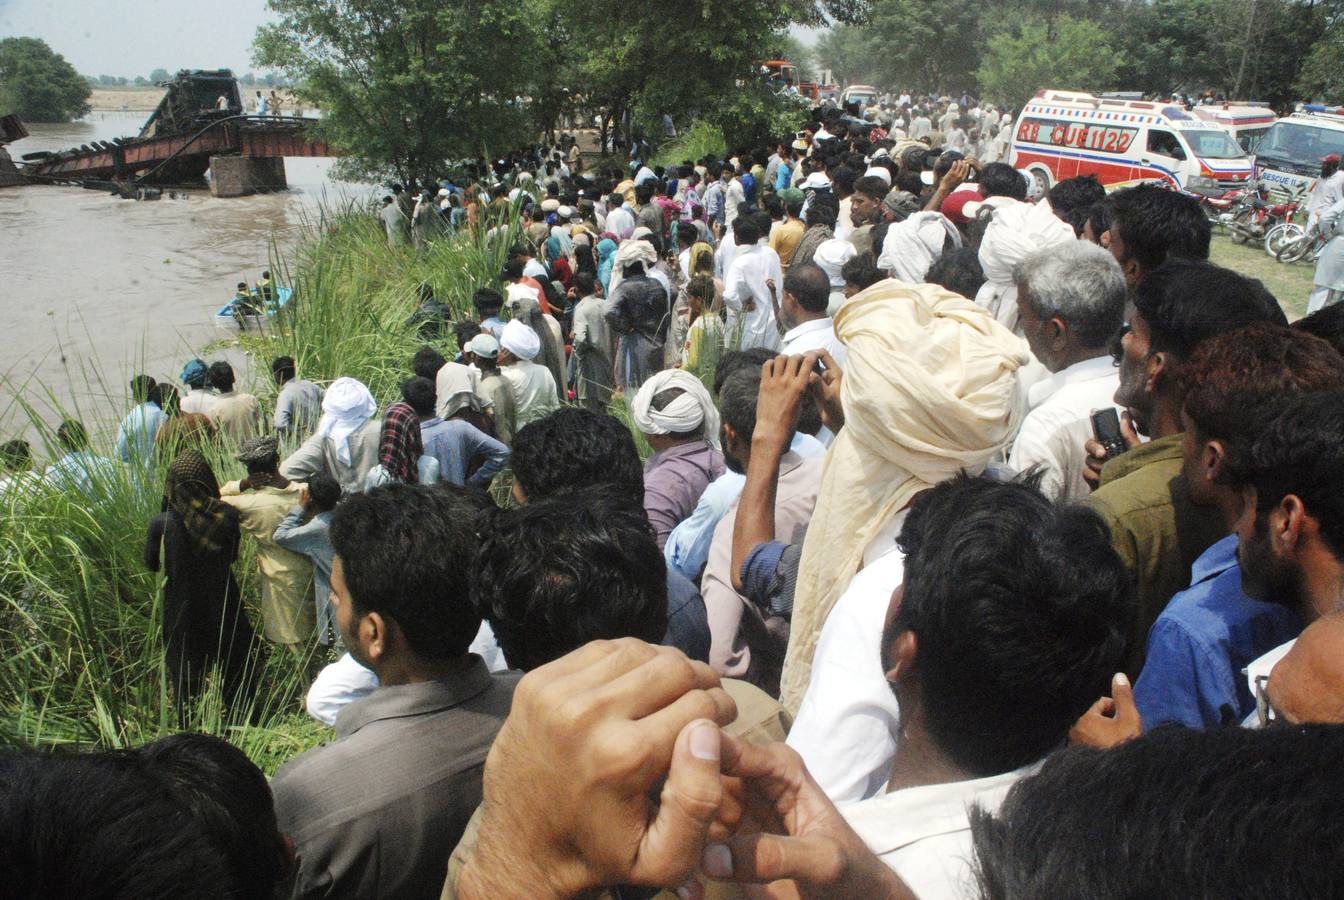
[
  {"x1": 0, "y1": 149, "x2": 26, "y2": 188},
  {"x1": 209, "y1": 155, "x2": 287, "y2": 198}
]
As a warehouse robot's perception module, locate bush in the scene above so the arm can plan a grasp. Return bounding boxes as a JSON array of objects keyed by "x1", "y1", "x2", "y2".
[{"x1": 0, "y1": 37, "x2": 91, "y2": 123}]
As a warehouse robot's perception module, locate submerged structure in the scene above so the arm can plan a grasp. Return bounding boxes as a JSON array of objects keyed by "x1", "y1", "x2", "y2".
[{"x1": 11, "y1": 69, "x2": 334, "y2": 197}]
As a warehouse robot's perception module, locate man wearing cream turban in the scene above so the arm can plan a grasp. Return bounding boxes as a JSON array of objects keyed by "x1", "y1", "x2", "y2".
[
  {"x1": 781, "y1": 280, "x2": 1028, "y2": 802},
  {"x1": 629, "y1": 370, "x2": 725, "y2": 549},
  {"x1": 498, "y1": 320, "x2": 560, "y2": 429}
]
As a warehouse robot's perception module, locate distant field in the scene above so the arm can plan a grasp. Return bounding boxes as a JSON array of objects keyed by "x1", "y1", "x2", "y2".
[
  {"x1": 1208, "y1": 231, "x2": 1316, "y2": 321},
  {"x1": 87, "y1": 87, "x2": 299, "y2": 113}
]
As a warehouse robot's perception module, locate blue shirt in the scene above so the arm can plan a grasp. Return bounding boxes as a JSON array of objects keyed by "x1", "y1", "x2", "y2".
[
  {"x1": 775, "y1": 162, "x2": 794, "y2": 193},
  {"x1": 480, "y1": 316, "x2": 505, "y2": 339},
  {"x1": 45, "y1": 451, "x2": 118, "y2": 497},
  {"x1": 1134, "y1": 535, "x2": 1302, "y2": 729},
  {"x1": 419, "y1": 417, "x2": 510, "y2": 486},
  {"x1": 664, "y1": 569, "x2": 710, "y2": 663},
  {"x1": 664, "y1": 432, "x2": 826, "y2": 582},
  {"x1": 740, "y1": 172, "x2": 757, "y2": 205},
  {"x1": 116, "y1": 402, "x2": 167, "y2": 465}
]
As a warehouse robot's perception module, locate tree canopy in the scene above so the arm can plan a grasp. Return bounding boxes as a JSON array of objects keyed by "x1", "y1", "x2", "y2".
[
  {"x1": 0, "y1": 37, "x2": 91, "y2": 123},
  {"x1": 254, "y1": 0, "x2": 545, "y2": 183},
  {"x1": 815, "y1": 0, "x2": 1344, "y2": 108}
]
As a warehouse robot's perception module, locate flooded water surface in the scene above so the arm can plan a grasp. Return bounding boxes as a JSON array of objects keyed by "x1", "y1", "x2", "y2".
[{"x1": 0, "y1": 113, "x2": 369, "y2": 444}]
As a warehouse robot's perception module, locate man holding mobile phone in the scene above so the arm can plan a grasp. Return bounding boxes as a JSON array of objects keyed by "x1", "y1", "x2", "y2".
[
  {"x1": 1083, "y1": 259, "x2": 1284, "y2": 676},
  {"x1": 1008, "y1": 241, "x2": 1127, "y2": 502}
]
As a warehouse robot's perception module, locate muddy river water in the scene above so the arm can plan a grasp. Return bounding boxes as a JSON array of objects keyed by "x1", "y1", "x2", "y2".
[{"x1": 0, "y1": 112, "x2": 372, "y2": 447}]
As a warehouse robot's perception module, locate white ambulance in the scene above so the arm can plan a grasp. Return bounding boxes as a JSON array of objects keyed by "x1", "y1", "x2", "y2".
[
  {"x1": 1010, "y1": 89, "x2": 1254, "y2": 194},
  {"x1": 1253, "y1": 106, "x2": 1344, "y2": 195},
  {"x1": 1191, "y1": 103, "x2": 1278, "y2": 153}
]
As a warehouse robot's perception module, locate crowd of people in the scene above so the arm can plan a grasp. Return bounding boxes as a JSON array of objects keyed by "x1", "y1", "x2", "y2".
[{"x1": 7, "y1": 96, "x2": 1344, "y2": 898}]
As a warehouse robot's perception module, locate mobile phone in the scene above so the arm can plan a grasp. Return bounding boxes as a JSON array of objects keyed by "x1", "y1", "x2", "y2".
[{"x1": 1091, "y1": 408, "x2": 1128, "y2": 459}]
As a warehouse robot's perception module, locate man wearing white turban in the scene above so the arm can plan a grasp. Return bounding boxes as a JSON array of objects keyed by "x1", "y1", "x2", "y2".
[
  {"x1": 281, "y1": 377, "x2": 382, "y2": 495},
  {"x1": 876, "y1": 211, "x2": 963, "y2": 284},
  {"x1": 630, "y1": 370, "x2": 726, "y2": 549},
  {"x1": 780, "y1": 281, "x2": 1028, "y2": 803},
  {"x1": 813, "y1": 238, "x2": 857, "y2": 317},
  {"x1": 498, "y1": 320, "x2": 559, "y2": 429},
  {"x1": 975, "y1": 199, "x2": 1076, "y2": 335}
]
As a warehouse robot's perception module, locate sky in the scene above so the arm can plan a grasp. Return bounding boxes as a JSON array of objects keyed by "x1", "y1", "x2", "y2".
[
  {"x1": 0, "y1": 0, "x2": 820, "y2": 79},
  {"x1": 0, "y1": 0, "x2": 278, "y2": 77}
]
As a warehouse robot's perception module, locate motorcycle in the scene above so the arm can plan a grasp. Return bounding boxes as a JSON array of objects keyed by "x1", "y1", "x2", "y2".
[
  {"x1": 1193, "y1": 185, "x2": 1247, "y2": 231},
  {"x1": 1226, "y1": 183, "x2": 1307, "y2": 246},
  {"x1": 1267, "y1": 223, "x2": 1326, "y2": 264}
]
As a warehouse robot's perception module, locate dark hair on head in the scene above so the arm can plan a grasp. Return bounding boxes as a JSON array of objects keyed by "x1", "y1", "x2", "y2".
[
  {"x1": 411, "y1": 345, "x2": 447, "y2": 381},
  {"x1": 621, "y1": 261, "x2": 646, "y2": 279},
  {"x1": 0, "y1": 748, "x2": 247, "y2": 899},
  {"x1": 508, "y1": 243, "x2": 530, "y2": 259},
  {"x1": 206, "y1": 361, "x2": 234, "y2": 393},
  {"x1": 473, "y1": 288, "x2": 504, "y2": 317},
  {"x1": 731, "y1": 216, "x2": 761, "y2": 246},
  {"x1": 136, "y1": 733, "x2": 285, "y2": 900},
  {"x1": 713, "y1": 348, "x2": 775, "y2": 397},
  {"x1": 400, "y1": 376, "x2": 437, "y2": 417},
  {"x1": 970, "y1": 725, "x2": 1344, "y2": 900},
  {"x1": 453, "y1": 320, "x2": 482, "y2": 356},
  {"x1": 1063, "y1": 205, "x2": 1091, "y2": 237},
  {"x1": 574, "y1": 271, "x2": 597, "y2": 295},
  {"x1": 156, "y1": 383, "x2": 179, "y2": 415},
  {"x1": 933, "y1": 150, "x2": 965, "y2": 180},
  {"x1": 473, "y1": 485, "x2": 667, "y2": 672},
  {"x1": 1048, "y1": 174, "x2": 1106, "y2": 214},
  {"x1": 676, "y1": 221, "x2": 699, "y2": 247},
  {"x1": 0, "y1": 438, "x2": 31, "y2": 471},
  {"x1": 925, "y1": 246, "x2": 986, "y2": 299},
  {"x1": 686, "y1": 274, "x2": 716, "y2": 305},
  {"x1": 1180, "y1": 324, "x2": 1344, "y2": 480},
  {"x1": 1293, "y1": 301, "x2": 1344, "y2": 357},
  {"x1": 979, "y1": 162, "x2": 1027, "y2": 201},
  {"x1": 130, "y1": 374, "x2": 157, "y2": 403},
  {"x1": 501, "y1": 258, "x2": 525, "y2": 281},
  {"x1": 57, "y1": 418, "x2": 88, "y2": 452},
  {"x1": 306, "y1": 471, "x2": 341, "y2": 512},
  {"x1": 763, "y1": 193, "x2": 784, "y2": 220},
  {"x1": 749, "y1": 210, "x2": 773, "y2": 239},
  {"x1": 841, "y1": 251, "x2": 882, "y2": 291},
  {"x1": 1107, "y1": 185, "x2": 1211, "y2": 271},
  {"x1": 635, "y1": 181, "x2": 655, "y2": 204},
  {"x1": 1084, "y1": 202, "x2": 1110, "y2": 239},
  {"x1": 330, "y1": 483, "x2": 487, "y2": 660},
  {"x1": 887, "y1": 473, "x2": 1129, "y2": 777},
  {"x1": 1133, "y1": 259, "x2": 1285, "y2": 362},
  {"x1": 784, "y1": 263, "x2": 831, "y2": 314},
  {"x1": 1240, "y1": 389, "x2": 1344, "y2": 557},
  {"x1": 852, "y1": 175, "x2": 889, "y2": 201},
  {"x1": 805, "y1": 192, "x2": 839, "y2": 229},
  {"x1": 511, "y1": 408, "x2": 643, "y2": 506},
  {"x1": 270, "y1": 356, "x2": 295, "y2": 382},
  {"x1": 718, "y1": 367, "x2": 763, "y2": 444}
]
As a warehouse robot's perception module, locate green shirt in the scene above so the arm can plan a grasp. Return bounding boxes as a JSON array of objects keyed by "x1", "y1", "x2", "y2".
[{"x1": 1085, "y1": 433, "x2": 1224, "y2": 676}]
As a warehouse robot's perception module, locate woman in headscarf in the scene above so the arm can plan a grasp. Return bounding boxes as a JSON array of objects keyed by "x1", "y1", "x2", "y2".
[
  {"x1": 545, "y1": 232, "x2": 573, "y2": 290},
  {"x1": 365, "y1": 401, "x2": 439, "y2": 489},
  {"x1": 596, "y1": 237, "x2": 619, "y2": 296},
  {"x1": 572, "y1": 231, "x2": 597, "y2": 277},
  {"x1": 145, "y1": 449, "x2": 258, "y2": 710}
]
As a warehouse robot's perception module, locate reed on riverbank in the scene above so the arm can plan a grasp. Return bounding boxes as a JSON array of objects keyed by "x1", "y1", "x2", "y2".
[{"x1": 0, "y1": 198, "x2": 719, "y2": 769}]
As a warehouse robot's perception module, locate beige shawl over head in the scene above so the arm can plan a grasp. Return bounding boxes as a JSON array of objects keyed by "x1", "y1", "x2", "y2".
[{"x1": 779, "y1": 279, "x2": 1029, "y2": 712}]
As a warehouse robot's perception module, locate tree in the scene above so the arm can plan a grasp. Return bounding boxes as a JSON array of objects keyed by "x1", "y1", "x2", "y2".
[
  {"x1": 814, "y1": 0, "x2": 983, "y2": 94},
  {"x1": 976, "y1": 15, "x2": 1117, "y2": 109},
  {"x1": 149, "y1": 68, "x2": 171, "y2": 83},
  {"x1": 254, "y1": 0, "x2": 544, "y2": 183},
  {"x1": 0, "y1": 37, "x2": 91, "y2": 123}
]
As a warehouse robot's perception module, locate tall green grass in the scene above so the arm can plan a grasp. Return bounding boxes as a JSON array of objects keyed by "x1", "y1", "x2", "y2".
[{"x1": 0, "y1": 197, "x2": 719, "y2": 772}]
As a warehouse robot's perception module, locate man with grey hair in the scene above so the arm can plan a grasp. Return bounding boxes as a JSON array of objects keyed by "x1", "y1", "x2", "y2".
[{"x1": 1008, "y1": 240, "x2": 1127, "y2": 500}]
